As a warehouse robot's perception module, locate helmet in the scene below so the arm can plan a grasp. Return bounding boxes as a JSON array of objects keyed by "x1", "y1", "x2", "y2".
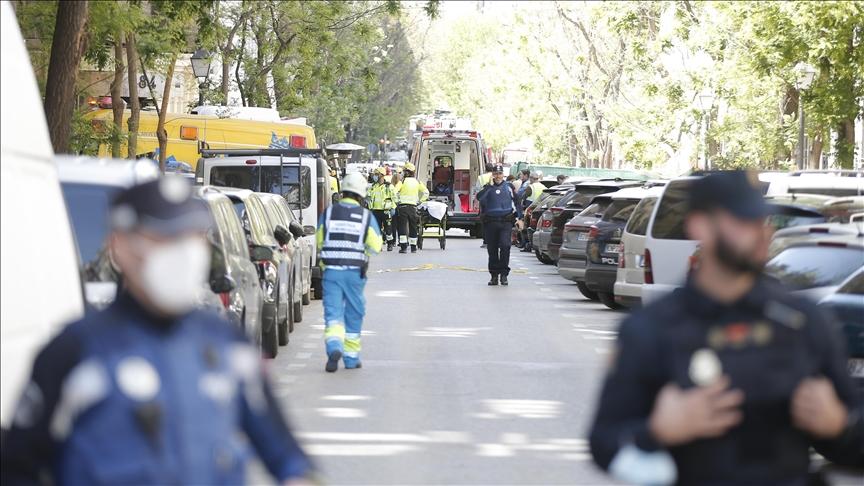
[
  {"x1": 341, "y1": 172, "x2": 368, "y2": 198},
  {"x1": 403, "y1": 162, "x2": 416, "y2": 172},
  {"x1": 375, "y1": 166, "x2": 387, "y2": 176}
]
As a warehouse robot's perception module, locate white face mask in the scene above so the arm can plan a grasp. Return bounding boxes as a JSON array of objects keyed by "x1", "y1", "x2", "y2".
[{"x1": 138, "y1": 236, "x2": 210, "y2": 315}]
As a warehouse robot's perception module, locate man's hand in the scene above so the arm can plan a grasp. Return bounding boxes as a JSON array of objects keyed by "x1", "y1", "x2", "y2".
[
  {"x1": 648, "y1": 376, "x2": 744, "y2": 446},
  {"x1": 791, "y1": 377, "x2": 848, "y2": 439}
]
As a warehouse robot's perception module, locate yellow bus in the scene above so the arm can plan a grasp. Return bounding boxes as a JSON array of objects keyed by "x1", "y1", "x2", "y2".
[{"x1": 85, "y1": 109, "x2": 317, "y2": 170}]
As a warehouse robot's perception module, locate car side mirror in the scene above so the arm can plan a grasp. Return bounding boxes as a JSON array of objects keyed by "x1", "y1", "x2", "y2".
[
  {"x1": 274, "y1": 224, "x2": 292, "y2": 246},
  {"x1": 303, "y1": 225, "x2": 316, "y2": 236},
  {"x1": 289, "y1": 221, "x2": 304, "y2": 239},
  {"x1": 210, "y1": 274, "x2": 236, "y2": 294}
]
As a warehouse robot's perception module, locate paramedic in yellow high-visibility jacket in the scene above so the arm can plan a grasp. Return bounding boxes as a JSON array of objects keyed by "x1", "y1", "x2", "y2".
[{"x1": 394, "y1": 162, "x2": 428, "y2": 254}]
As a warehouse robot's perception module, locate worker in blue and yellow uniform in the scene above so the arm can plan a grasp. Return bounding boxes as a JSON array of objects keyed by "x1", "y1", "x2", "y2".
[
  {"x1": 394, "y1": 162, "x2": 428, "y2": 253},
  {"x1": 477, "y1": 164, "x2": 517, "y2": 286},
  {"x1": 0, "y1": 178, "x2": 313, "y2": 485},
  {"x1": 589, "y1": 171, "x2": 863, "y2": 485},
  {"x1": 329, "y1": 166, "x2": 340, "y2": 202},
  {"x1": 368, "y1": 166, "x2": 396, "y2": 251},
  {"x1": 317, "y1": 172, "x2": 383, "y2": 372}
]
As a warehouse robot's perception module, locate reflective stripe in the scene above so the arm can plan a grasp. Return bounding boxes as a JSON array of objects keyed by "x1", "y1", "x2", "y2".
[
  {"x1": 320, "y1": 250, "x2": 369, "y2": 260},
  {"x1": 343, "y1": 351, "x2": 360, "y2": 359},
  {"x1": 409, "y1": 237, "x2": 418, "y2": 245},
  {"x1": 344, "y1": 339, "x2": 361, "y2": 353},
  {"x1": 399, "y1": 235, "x2": 408, "y2": 244},
  {"x1": 324, "y1": 323, "x2": 345, "y2": 343},
  {"x1": 345, "y1": 332, "x2": 361, "y2": 340}
]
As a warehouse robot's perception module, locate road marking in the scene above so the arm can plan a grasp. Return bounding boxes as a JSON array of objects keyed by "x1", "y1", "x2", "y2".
[
  {"x1": 476, "y1": 443, "x2": 514, "y2": 457},
  {"x1": 321, "y1": 395, "x2": 371, "y2": 401},
  {"x1": 581, "y1": 335, "x2": 617, "y2": 340},
  {"x1": 572, "y1": 328, "x2": 617, "y2": 335},
  {"x1": 302, "y1": 342, "x2": 318, "y2": 349},
  {"x1": 411, "y1": 326, "x2": 492, "y2": 338},
  {"x1": 304, "y1": 444, "x2": 418, "y2": 456},
  {"x1": 295, "y1": 352, "x2": 312, "y2": 359},
  {"x1": 287, "y1": 363, "x2": 307, "y2": 370},
  {"x1": 594, "y1": 347, "x2": 611, "y2": 354},
  {"x1": 375, "y1": 290, "x2": 406, "y2": 298},
  {"x1": 528, "y1": 276, "x2": 539, "y2": 280},
  {"x1": 316, "y1": 407, "x2": 367, "y2": 418}
]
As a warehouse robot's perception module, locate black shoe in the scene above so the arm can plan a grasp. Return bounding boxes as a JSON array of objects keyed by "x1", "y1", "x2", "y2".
[
  {"x1": 387, "y1": 244, "x2": 394, "y2": 251},
  {"x1": 488, "y1": 275, "x2": 499, "y2": 286},
  {"x1": 399, "y1": 246, "x2": 407, "y2": 254},
  {"x1": 410, "y1": 245, "x2": 417, "y2": 253},
  {"x1": 500, "y1": 275, "x2": 509, "y2": 286},
  {"x1": 325, "y1": 350, "x2": 342, "y2": 373},
  {"x1": 481, "y1": 243, "x2": 487, "y2": 248}
]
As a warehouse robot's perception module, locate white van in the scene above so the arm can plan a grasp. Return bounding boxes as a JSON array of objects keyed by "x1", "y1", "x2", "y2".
[
  {"x1": 195, "y1": 149, "x2": 331, "y2": 298},
  {"x1": 0, "y1": 4, "x2": 85, "y2": 428},
  {"x1": 766, "y1": 170, "x2": 864, "y2": 197},
  {"x1": 641, "y1": 177, "x2": 701, "y2": 304},
  {"x1": 613, "y1": 186, "x2": 664, "y2": 308},
  {"x1": 411, "y1": 129, "x2": 492, "y2": 237}
]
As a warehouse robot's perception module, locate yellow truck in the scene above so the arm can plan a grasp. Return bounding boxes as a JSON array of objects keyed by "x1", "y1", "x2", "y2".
[{"x1": 85, "y1": 108, "x2": 317, "y2": 170}]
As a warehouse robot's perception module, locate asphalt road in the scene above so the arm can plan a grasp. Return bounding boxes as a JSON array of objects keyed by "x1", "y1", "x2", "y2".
[{"x1": 251, "y1": 233, "x2": 626, "y2": 485}]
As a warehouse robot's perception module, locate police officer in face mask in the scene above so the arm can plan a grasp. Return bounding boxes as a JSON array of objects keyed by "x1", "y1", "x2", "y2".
[
  {"x1": 589, "y1": 171, "x2": 862, "y2": 485},
  {"x1": 1, "y1": 178, "x2": 313, "y2": 486}
]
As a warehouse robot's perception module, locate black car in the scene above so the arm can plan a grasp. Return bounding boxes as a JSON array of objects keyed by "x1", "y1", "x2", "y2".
[
  {"x1": 817, "y1": 268, "x2": 864, "y2": 393},
  {"x1": 557, "y1": 195, "x2": 614, "y2": 300},
  {"x1": 584, "y1": 188, "x2": 650, "y2": 309},
  {"x1": 547, "y1": 180, "x2": 643, "y2": 263}
]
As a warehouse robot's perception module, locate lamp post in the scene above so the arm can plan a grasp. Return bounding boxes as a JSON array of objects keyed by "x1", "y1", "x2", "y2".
[
  {"x1": 794, "y1": 62, "x2": 817, "y2": 170},
  {"x1": 698, "y1": 90, "x2": 716, "y2": 171},
  {"x1": 190, "y1": 48, "x2": 212, "y2": 107}
]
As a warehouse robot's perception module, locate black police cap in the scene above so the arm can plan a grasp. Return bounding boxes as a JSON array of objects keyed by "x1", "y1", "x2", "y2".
[
  {"x1": 492, "y1": 164, "x2": 505, "y2": 173},
  {"x1": 110, "y1": 177, "x2": 212, "y2": 236},
  {"x1": 688, "y1": 170, "x2": 769, "y2": 220}
]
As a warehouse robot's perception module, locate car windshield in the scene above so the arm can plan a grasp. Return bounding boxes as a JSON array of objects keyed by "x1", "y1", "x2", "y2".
[
  {"x1": 61, "y1": 182, "x2": 121, "y2": 281},
  {"x1": 766, "y1": 206, "x2": 826, "y2": 231},
  {"x1": 602, "y1": 199, "x2": 638, "y2": 223},
  {"x1": 765, "y1": 246, "x2": 864, "y2": 290},
  {"x1": 837, "y1": 270, "x2": 864, "y2": 295},
  {"x1": 578, "y1": 199, "x2": 611, "y2": 218},
  {"x1": 211, "y1": 165, "x2": 312, "y2": 209}
]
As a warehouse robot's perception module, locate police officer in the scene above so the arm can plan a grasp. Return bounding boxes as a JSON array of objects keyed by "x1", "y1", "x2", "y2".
[
  {"x1": 477, "y1": 164, "x2": 517, "y2": 286},
  {"x1": 318, "y1": 172, "x2": 383, "y2": 372},
  {"x1": 589, "y1": 171, "x2": 862, "y2": 485},
  {"x1": 0, "y1": 178, "x2": 313, "y2": 485},
  {"x1": 368, "y1": 167, "x2": 396, "y2": 251},
  {"x1": 395, "y1": 162, "x2": 428, "y2": 254}
]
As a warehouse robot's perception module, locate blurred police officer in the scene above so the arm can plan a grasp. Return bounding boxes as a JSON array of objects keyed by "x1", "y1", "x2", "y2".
[
  {"x1": 1, "y1": 178, "x2": 313, "y2": 486},
  {"x1": 589, "y1": 171, "x2": 862, "y2": 485},
  {"x1": 318, "y1": 172, "x2": 382, "y2": 372},
  {"x1": 478, "y1": 164, "x2": 517, "y2": 286}
]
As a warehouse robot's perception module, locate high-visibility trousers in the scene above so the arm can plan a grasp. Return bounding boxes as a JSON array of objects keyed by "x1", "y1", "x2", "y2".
[{"x1": 322, "y1": 268, "x2": 366, "y2": 368}]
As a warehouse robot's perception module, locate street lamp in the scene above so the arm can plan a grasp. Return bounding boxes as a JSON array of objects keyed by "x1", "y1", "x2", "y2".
[
  {"x1": 190, "y1": 48, "x2": 211, "y2": 107},
  {"x1": 794, "y1": 62, "x2": 817, "y2": 170},
  {"x1": 698, "y1": 90, "x2": 716, "y2": 171}
]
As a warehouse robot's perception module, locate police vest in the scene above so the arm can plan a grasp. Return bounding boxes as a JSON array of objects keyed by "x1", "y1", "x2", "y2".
[
  {"x1": 320, "y1": 203, "x2": 371, "y2": 268},
  {"x1": 528, "y1": 182, "x2": 545, "y2": 201},
  {"x1": 397, "y1": 177, "x2": 425, "y2": 206},
  {"x1": 483, "y1": 182, "x2": 515, "y2": 216}
]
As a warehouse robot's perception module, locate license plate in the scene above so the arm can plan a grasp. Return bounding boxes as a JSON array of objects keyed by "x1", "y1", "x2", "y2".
[
  {"x1": 605, "y1": 243, "x2": 622, "y2": 254},
  {"x1": 849, "y1": 358, "x2": 864, "y2": 378},
  {"x1": 577, "y1": 232, "x2": 589, "y2": 241}
]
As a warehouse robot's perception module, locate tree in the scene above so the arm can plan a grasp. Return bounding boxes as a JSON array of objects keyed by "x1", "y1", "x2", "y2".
[
  {"x1": 126, "y1": 32, "x2": 141, "y2": 159},
  {"x1": 42, "y1": 0, "x2": 89, "y2": 153}
]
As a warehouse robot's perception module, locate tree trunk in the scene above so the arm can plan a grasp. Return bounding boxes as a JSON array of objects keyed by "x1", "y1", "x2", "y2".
[
  {"x1": 43, "y1": 0, "x2": 89, "y2": 153},
  {"x1": 808, "y1": 133, "x2": 823, "y2": 170},
  {"x1": 126, "y1": 33, "x2": 140, "y2": 159},
  {"x1": 110, "y1": 34, "x2": 126, "y2": 158},
  {"x1": 840, "y1": 119, "x2": 855, "y2": 169},
  {"x1": 156, "y1": 55, "x2": 177, "y2": 172}
]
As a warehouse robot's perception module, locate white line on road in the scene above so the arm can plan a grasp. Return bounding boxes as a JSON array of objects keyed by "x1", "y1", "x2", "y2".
[
  {"x1": 581, "y1": 335, "x2": 617, "y2": 340},
  {"x1": 572, "y1": 328, "x2": 617, "y2": 334},
  {"x1": 302, "y1": 342, "x2": 318, "y2": 349},
  {"x1": 295, "y1": 352, "x2": 313, "y2": 359}
]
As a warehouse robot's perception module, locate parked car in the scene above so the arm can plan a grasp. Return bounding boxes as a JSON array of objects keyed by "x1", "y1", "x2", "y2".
[
  {"x1": 261, "y1": 193, "x2": 313, "y2": 305},
  {"x1": 56, "y1": 156, "x2": 159, "y2": 309},
  {"x1": 818, "y1": 268, "x2": 864, "y2": 392},
  {"x1": 613, "y1": 187, "x2": 664, "y2": 308},
  {"x1": 545, "y1": 180, "x2": 645, "y2": 263},
  {"x1": 195, "y1": 187, "x2": 265, "y2": 344},
  {"x1": 196, "y1": 149, "x2": 330, "y2": 300},
  {"x1": 259, "y1": 192, "x2": 310, "y2": 329},
  {"x1": 766, "y1": 170, "x2": 864, "y2": 198},
  {"x1": 532, "y1": 187, "x2": 572, "y2": 263},
  {"x1": 641, "y1": 176, "x2": 701, "y2": 304},
  {"x1": 218, "y1": 187, "x2": 290, "y2": 358},
  {"x1": 768, "y1": 222, "x2": 864, "y2": 259},
  {"x1": 585, "y1": 187, "x2": 656, "y2": 309},
  {"x1": 764, "y1": 194, "x2": 834, "y2": 231},
  {"x1": 1, "y1": 3, "x2": 85, "y2": 429},
  {"x1": 764, "y1": 235, "x2": 864, "y2": 302},
  {"x1": 557, "y1": 195, "x2": 614, "y2": 300}
]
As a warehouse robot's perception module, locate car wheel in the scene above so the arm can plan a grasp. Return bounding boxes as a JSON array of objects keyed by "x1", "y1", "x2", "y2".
[
  {"x1": 598, "y1": 292, "x2": 623, "y2": 310},
  {"x1": 302, "y1": 289, "x2": 311, "y2": 305},
  {"x1": 534, "y1": 248, "x2": 544, "y2": 262},
  {"x1": 576, "y1": 282, "x2": 599, "y2": 301},
  {"x1": 279, "y1": 299, "x2": 289, "y2": 346},
  {"x1": 540, "y1": 254, "x2": 554, "y2": 265},
  {"x1": 263, "y1": 320, "x2": 278, "y2": 359},
  {"x1": 312, "y1": 278, "x2": 323, "y2": 300},
  {"x1": 293, "y1": 295, "x2": 303, "y2": 325}
]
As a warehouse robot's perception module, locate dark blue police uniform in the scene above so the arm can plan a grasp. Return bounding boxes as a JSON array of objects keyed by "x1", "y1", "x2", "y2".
[
  {"x1": 478, "y1": 180, "x2": 516, "y2": 279},
  {"x1": 1, "y1": 293, "x2": 312, "y2": 485},
  {"x1": 590, "y1": 277, "x2": 863, "y2": 484}
]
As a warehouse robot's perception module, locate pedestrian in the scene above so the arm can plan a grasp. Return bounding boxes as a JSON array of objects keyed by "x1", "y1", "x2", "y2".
[
  {"x1": 556, "y1": 174, "x2": 567, "y2": 185},
  {"x1": 317, "y1": 172, "x2": 383, "y2": 372},
  {"x1": 394, "y1": 162, "x2": 428, "y2": 254},
  {"x1": 369, "y1": 166, "x2": 396, "y2": 251},
  {"x1": 589, "y1": 171, "x2": 863, "y2": 485},
  {"x1": 478, "y1": 164, "x2": 517, "y2": 286},
  {"x1": 0, "y1": 178, "x2": 313, "y2": 485},
  {"x1": 519, "y1": 171, "x2": 545, "y2": 252},
  {"x1": 389, "y1": 170, "x2": 402, "y2": 246}
]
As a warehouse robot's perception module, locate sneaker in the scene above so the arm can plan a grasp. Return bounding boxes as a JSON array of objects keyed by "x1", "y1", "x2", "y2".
[
  {"x1": 488, "y1": 275, "x2": 499, "y2": 286},
  {"x1": 325, "y1": 350, "x2": 342, "y2": 373},
  {"x1": 500, "y1": 275, "x2": 509, "y2": 286},
  {"x1": 399, "y1": 247, "x2": 407, "y2": 254}
]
